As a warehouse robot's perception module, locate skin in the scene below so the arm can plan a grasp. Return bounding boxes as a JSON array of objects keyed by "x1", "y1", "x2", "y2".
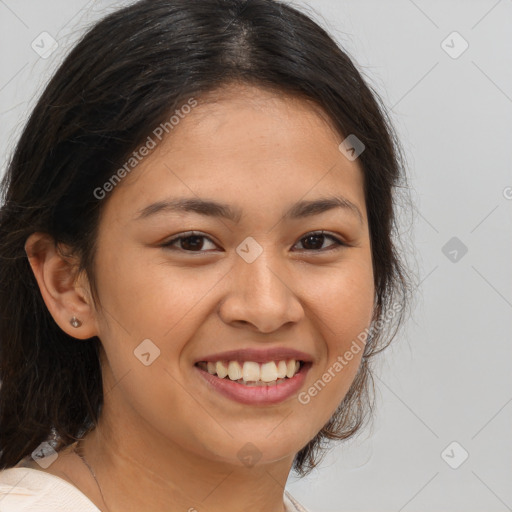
[{"x1": 24, "y1": 83, "x2": 375, "y2": 512}]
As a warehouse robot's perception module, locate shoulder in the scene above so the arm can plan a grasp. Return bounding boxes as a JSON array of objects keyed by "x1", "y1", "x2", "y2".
[
  {"x1": 0, "y1": 465, "x2": 100, "y2": 512},
  {"x1": 284, "y1": 489, "x2": 310, "y2": 512}
]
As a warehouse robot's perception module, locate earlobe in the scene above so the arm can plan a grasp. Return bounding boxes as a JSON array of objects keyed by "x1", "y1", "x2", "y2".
[{"x1": 24, "y1": 232, "x2": 98, "y2": 340}]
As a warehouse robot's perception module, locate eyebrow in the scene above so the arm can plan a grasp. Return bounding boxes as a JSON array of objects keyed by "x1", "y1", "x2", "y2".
[{"x1": 134, "y1": 195, "x2": 363, "y2": 225}]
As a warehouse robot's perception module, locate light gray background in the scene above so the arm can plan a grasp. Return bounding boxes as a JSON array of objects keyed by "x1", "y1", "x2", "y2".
[{"x1": 1, "y1": 1, "x2": 511, "y2": 511}]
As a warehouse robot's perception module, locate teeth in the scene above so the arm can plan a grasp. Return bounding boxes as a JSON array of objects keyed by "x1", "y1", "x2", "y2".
[
  {"x1": 242, "y1": 361, "x2": 260, "y2": 382},
  {"x1": 228, "y1": 361, "x2": 243, "y2": 381},
  {"x1": 199, "y1": 359, "x2": 303, "y2": 382},
  {"x1": 216, "y1": 361, "x2": 228, "y2": 379},
  {"x1": 277, "y1": 360, "x2": 287, "y2": 379},
  {"x1": 260, "y1": 361, "x2": 278, "y2": 382},
  {"x1": 286, "y1": 360, "x2": 296, "y2": 378}
]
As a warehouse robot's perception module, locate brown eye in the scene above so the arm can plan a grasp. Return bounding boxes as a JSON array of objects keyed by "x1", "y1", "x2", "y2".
[
  {"x1": 162, "y1": 232, "x2": 217, "y2": 252},
  {"x1": 161, "y1": 230, "x2": 346, "y2": 254},
  {"x1": 180, "y1": 236, "x2": 204, "y2": 251},
  {"x1": 294, "y1": 232, "x2": 345, "y2": 252}
]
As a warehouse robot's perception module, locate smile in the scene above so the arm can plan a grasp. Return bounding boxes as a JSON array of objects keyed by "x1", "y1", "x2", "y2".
[
  {"x1": 195, "y1": 359, "x2": 303, "y2": 383},
  {"x1": 194, "y1": 360, "x2": 312, "y2": 405}
]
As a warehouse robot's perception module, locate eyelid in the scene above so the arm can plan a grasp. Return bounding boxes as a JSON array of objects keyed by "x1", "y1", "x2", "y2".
[
  {"x1": 294, "y1": 230, "x2": 348, "y2": 251},
  {"x1": 161, "y1": 230, "x2": 348, "y2": 253},
  {"x1": 161, "y1": 231, "x2": 218, "y2": 252}
]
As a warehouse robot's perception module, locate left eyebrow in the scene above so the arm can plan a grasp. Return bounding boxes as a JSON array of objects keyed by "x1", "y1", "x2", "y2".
[{"x1": 134, "y1": 195, "x2": 363, "y2": 225}]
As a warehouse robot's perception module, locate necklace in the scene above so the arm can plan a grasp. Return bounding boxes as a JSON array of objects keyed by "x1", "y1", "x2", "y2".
[{"x1": 73, "y1": 440, "x2": 112, "y2": 512}]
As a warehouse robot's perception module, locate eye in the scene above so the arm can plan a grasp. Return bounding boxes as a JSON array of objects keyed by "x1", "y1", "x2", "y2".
[
  {"x1": 292, "y1": 231, "x2": 346, "y2": 252},
  {"x1": 161, "y1": 232, "x2": 217, "y2": 252},
  {"x1": 161, "y1": 230, "x2": 346, "y2": 253}
]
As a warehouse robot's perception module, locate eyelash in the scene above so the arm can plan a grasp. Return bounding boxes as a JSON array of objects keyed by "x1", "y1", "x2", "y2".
[{"x1": 161, "y1": 230, "x2": 347, "y2": 254}]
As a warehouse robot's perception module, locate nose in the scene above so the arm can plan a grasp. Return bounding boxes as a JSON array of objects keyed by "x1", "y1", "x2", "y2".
[{"x1": 218, "y1": 245, "x2": 304, "y2": 333}]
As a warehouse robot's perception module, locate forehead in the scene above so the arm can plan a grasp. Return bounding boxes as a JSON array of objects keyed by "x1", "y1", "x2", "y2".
[
  {"x1": 102, "y1": 83, "x2": 366, "y2": 223},
  {"x1": 177, "y1": 83, "x2": 343, "y2": 151}
]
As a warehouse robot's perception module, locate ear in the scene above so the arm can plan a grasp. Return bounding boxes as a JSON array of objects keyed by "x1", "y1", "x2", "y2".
[{"x1": 24, "y1": 232, "x2": 98, "y2": 340}]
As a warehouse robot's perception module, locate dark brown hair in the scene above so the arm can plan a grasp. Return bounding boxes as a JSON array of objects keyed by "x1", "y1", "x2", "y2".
[{"x1": 0, "y1": 0, "x2": 411, "y2": 476}]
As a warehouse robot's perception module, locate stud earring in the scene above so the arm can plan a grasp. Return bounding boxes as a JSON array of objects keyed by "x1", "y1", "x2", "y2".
[{"x1": 70, "y1": 316, "x2": 82, "y2": 328}]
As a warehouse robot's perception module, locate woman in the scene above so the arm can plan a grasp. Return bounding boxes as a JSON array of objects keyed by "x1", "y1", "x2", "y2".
[{"x1": 0, "y1": 1, "x2": 410, "y2": 510}]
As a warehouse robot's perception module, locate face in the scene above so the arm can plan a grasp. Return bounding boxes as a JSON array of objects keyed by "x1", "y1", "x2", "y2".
[{"x1": 88, "y1": 83, "x2": 375, "y2": 467}]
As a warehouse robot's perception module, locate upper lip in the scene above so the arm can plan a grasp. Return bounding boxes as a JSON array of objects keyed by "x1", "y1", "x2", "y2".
[{"x1": 194, "y1": 347, "x2": 314, "y2": 364}]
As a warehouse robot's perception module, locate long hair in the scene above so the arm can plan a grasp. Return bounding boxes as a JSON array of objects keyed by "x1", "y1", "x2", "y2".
[{"x1": 0, "y1": 0, "x2": 411, "y2": 476}]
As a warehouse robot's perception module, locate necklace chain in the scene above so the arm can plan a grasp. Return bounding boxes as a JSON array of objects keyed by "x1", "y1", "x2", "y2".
[{"x1": 73, "y1": 440, "x2": 111, "y2": 512}]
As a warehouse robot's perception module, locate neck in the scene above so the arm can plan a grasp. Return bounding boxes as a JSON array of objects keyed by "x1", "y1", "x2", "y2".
[{"x1": 76, "y1": 415, "x2": 293, "y2": 512}]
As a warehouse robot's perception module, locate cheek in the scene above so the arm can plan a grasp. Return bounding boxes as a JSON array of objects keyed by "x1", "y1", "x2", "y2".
[
  {"x1": 301, "y1": 255, "x2": 373, "y2": 405},
  {"x1": 95, "y1": 240, "x2": 226, "y2": 340},
  {"x1": 309, "y1": 256, "x2": 375, "y2": 346}
]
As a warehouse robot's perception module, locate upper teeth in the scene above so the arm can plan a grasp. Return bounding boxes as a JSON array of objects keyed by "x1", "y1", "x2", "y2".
[{"x1": 199, "y1": 360, "x2": 301, "y2": 382}]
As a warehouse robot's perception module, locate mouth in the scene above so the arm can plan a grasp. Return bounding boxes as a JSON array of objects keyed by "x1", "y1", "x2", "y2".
[
  {"x1": 195, "y1": 359, "x2": 306, "y2": 386},
  {"x1": 194, "y1": 359, "x2": 312, "y2": 405}
]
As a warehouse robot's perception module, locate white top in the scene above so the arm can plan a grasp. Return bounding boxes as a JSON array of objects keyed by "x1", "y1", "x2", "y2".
[{"x1": 0, "y1": 466, "x2": 309, "y2": 512}]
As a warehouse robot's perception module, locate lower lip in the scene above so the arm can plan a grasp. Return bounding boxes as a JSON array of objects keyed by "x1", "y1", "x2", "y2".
[{"x1": 194, "y1": 363, "x2": 311, "y2": 405}]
